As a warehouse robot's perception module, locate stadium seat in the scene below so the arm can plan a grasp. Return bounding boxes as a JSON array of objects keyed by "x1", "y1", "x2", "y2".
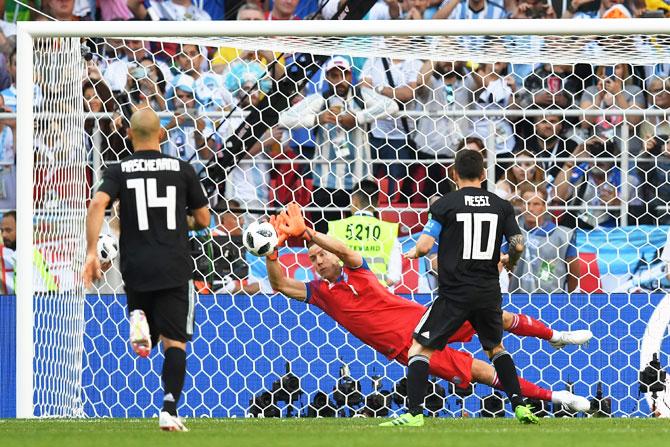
[
  {"x1": 394, "y1": 257, "x2": 422, "y2": 294},
  {"x1": 380, "y1": 204, "x2": 428, "y2": 236},
  {"x1": 377, "y1": 178, "x2": 391, "y2": 207},
  {"x1": 278, "y1": 252, "x2": 315, "y2": 281},
  {"x1": 577, "y1": 252, "x2": 603, "y2": 293}
]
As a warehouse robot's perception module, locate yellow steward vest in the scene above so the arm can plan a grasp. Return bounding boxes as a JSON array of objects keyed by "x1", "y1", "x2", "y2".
[{"x1": 328, "y1": 214, "x2": 398, "y2": 283}]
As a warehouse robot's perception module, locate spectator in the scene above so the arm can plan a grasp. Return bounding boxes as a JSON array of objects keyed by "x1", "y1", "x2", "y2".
[
  {"x1": 361, "y1": 55, "x2": 421, "y2": 202},
  {"x1": 510, "y1": 0, "x2": 557, "y2": 18},
  {"x1": 266, "y1": 0, "x2": 301, "y2": 19},
  {"x1": 96, "y1": 0, "x2": 132, "y2": 20},
  {"x1": 554, "y1": 138, "x2": 640, "y2": 228},
  {"x1": 209, "y1": 61, "x2": 274, "y2": 223},
  {"x1": 162, "y1": 74, "x2": 210, "y2": 172},
  {"x1": 0, "y1": 211, "x2": 57, "y2": 292},
  {"x1": 0, "y1": 27, "x2": 15, "y2": 88},
  {"x1": 83, "y1": 80, "x2": 116, "y2": 160},
  {"x1": 495, "y1": 149, "x2": 545, "y2": 205},
  {"x1": 517, "y1": 63, "x2": 583, "y2": 110},
  {"x1": 509, "y1": 186, "x2": 580, "y2": 293},
  {"x1": 0, "y1": 47, "x2": 16, "y2": 112},
  {"x1": 0, "y1": 94, "x2": 15, "y2": 211},
  {"x1": 139, "y1": 58, "x2": 169, "y2": 108},
  {"x1": 579, "y1": 64, "x2": 645, "y2": 151},
  {"x1": 197, "y1": 199, "x2": 269, "y2": 295},
  {"x1": 171, "y1": 43, "x2": 230, "y2": 112},
  {"x1": 280, "y1": 56, "x2": 398, "y2": 233},
  {"x1": 0, "y1": 47, "x2": 40, "y2": 112},
  {"x1": 464, "y1": 62, "x2": 516, "y2": 155},
  {"x1": 211, "y1": 4, "x2": 284, "y2": 77},
  {"x1": 41, "y1": 0, "x2": 80, "y2": 20},
  {"x1": 4, "y1": 0, "x2": 40, "y2": 21},
  {"x1": 0, "y1": 210, "x2": 15, "y2": 294},
  {"x1": 102, "y1": 39, "x2": 172, "y2": 93},
  {"x1": 222, "y1": 59, "x2": 272, "y2": 111},
  {"x1": 126, "y1": 62, "x2": 168, "y2": 113},
  {"x1": 328, "y1": 179, "x2": 402, "y2": 289},
  {"x1": 642, "y1": 64, "x2": 670, "y2": 89},
  {"x1": 84, "y1": 60, "x2": 132, "y2": 161},
  {"x1": 522, "y1": 114, "x2": 577, "y2": 181},
  {"x1": 322, "y1": 0, "x2": 401, "y2": 20},
  {"x1": 456, "y1": 136, "x2": 485, "y2": 153},
  {"x1": 433, "y1": 0, "x2": 508, "y2": 20},
  {"x1": 401, "y1": 0, "x2": 431, "y2": 18},
  {"x1": 127, "y1": 0, "x2": 211, "y2": 20},
  {"x1": 563, "y1": 0, "x2": 601, "y2": 18},
  {"x1": 638, "y1": 135, "x2": 670, "y2": 224},
  {"x1": 640, "y1": 76, "x2": 670, "y2": 138},
  {"x1": 83, "y1": 82, "x2": 104, "y2": 114},
  {"x1": 197, "y1": 0, "x2": 225, "y2": 20},
  {"x1": 414, "y1": 60, "x2": 469, "y2": 198},
  {"x1": 600, "y1": 0, "x2": 634, "y2": 17}
]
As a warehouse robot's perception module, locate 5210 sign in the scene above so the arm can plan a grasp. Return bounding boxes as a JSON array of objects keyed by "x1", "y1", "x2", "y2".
[{"x1": 346, "y1": 224, "x2": 381, "y2": 241}]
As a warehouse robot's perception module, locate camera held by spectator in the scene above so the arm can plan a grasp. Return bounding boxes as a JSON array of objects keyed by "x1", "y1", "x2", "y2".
[
  {"x1": 648, "y1": 134, "x2": 670, "y2": 157},
  {"x1": 512, "y1": 0, "x2": 557, "y2": 19}
]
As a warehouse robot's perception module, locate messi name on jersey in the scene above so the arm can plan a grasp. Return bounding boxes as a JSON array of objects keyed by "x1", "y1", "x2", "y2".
[
  {"x1": 121, "y1": 158, "x2": 181, "y2": 173},
  {"x1": 464, "y1": 195, "x2": 490, "y2": 207}
]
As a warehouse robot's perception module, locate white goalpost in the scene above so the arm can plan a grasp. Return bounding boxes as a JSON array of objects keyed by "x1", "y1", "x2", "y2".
[{"x1": 15, "y1": 18, "x2": 670, "y2": 419}]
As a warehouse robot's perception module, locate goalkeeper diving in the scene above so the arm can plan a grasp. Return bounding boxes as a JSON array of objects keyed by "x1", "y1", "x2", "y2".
[{"x1": 264, "y1": 203, "x2": 593, "y2": 414}]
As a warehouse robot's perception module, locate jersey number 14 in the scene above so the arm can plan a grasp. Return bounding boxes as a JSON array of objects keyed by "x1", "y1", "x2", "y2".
[
  {"x1": 456, "y1": 213, "x2": 498, "y2": 260},
  {"x1": 126, "y1": 178, "x2": 176, "y2": 231}
]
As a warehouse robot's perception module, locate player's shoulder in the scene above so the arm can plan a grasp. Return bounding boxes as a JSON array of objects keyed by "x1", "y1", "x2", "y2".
[
  {"x1": 487, "y1": 192, "x2": 515, "y2": 214},
  {"x1": 431, "y1": 191, "x2": 459, "y2": 208},
  {"x1": 347, "y1": 259, "x2": 372, "y2": 274}
]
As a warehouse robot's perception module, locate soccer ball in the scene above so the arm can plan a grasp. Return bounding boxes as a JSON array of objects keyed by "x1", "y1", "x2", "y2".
[
  {"x1": 97, "y1": 233, "x2": 119, "y2": 263},
  {"x1": 243, "y1": 221, "x2": 278, "y2": 257}
]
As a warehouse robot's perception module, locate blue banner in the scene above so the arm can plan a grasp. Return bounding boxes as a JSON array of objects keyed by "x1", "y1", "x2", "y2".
[
  {"x1": 575, "y1": 225, "x2": 669, "y2": 276},
  {"x1": 2, "y1": 293, "x2": 670, "y2": 418}
]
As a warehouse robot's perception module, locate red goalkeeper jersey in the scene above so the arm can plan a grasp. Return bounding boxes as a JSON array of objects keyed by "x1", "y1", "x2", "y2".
[{"x1": 306, "y1": 260, "x2": 430, "y2": 359}]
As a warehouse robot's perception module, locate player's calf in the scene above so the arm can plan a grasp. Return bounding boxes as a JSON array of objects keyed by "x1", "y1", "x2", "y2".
[
  {"x1": 129, "y1": 310, "x2": 151, "y2": 358},
  {"x1": 503, "y1": 312, "x2": 593, "y2": 349},
  {"x1": 161, "y1": 339, "x2": 187, "y2": 420}
]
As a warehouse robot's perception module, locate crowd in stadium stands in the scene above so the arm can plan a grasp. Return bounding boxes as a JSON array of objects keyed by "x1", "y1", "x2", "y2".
[{"x1": 1, "y1": 0, "x2": 670, "y2": 294}]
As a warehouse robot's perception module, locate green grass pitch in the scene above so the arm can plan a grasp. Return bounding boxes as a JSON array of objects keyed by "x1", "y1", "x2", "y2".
[{"x1": 2, "y1": 418, "x2": 669, "y2": 447}]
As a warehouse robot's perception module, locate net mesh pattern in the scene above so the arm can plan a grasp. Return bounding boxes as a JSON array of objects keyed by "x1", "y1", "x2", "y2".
[
  {"x1": 33, "y1": 37, "x2": 87, "y2": 417},
  {"x1": 25, "y1": 32, "x2": 670, "y2": 418}
]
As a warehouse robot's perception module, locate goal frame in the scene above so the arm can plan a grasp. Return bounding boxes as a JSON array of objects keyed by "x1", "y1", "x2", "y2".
[{"x1": 15, "y1": 18, "x2": 670, "y2": 418}]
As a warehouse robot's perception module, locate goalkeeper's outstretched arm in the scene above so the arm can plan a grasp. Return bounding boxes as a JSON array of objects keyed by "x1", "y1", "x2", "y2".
[
  {"x1": 275, "y1": 202, "x2": 363, "y2": 268},
  {"x1": 265, "y1": 256, "x2": 307, "y2": 301},
  {"x1": 309, "y1": 231, "x2": 363, "y2": 269}
]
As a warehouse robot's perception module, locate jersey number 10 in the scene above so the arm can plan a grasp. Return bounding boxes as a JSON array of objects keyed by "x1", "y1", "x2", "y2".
[
  {"x1": 456, "y1": 212, "x2": 498, "y2": 260},
  {"x1": 126, "y1": 178, "x2": 177, "y2": 231}
]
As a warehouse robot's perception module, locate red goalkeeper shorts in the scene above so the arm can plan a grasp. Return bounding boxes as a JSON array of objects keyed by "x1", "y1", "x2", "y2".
[{"x1": 394, "y1": 338, "x2": 474, "y2": 389}]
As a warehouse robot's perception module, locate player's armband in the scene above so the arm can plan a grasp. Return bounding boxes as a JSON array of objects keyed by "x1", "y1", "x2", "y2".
[{"x1": 422, "y1": 219, "x2": 442, "y2": 240}]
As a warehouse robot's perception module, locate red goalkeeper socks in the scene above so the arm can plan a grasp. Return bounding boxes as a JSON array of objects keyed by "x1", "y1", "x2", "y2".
[
  {"x1": 507, "y1": 313, "x2": 554, "y2": 341},
  {"x1": 492, "y1": 373, "x2": 552, "y2": 402}
]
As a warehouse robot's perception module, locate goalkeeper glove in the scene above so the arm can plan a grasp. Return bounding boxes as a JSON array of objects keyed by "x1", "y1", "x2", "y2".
[{"x1": 280, "y1": 202, "x2": 314, "y2": 242}]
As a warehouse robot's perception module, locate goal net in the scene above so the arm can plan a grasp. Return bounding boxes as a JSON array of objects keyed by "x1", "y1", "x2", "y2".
[{"x1": 14, "y1": 19, "x2": 670, "y2": 419}]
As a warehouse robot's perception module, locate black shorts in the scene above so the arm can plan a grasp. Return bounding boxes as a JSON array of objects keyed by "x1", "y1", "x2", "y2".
[
  {"x1": 126, "y1": 282, "x2": 195, "y2": 347},
  {"x1": 413, "y1": 296, "x2": 503, "y2": 351}
]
